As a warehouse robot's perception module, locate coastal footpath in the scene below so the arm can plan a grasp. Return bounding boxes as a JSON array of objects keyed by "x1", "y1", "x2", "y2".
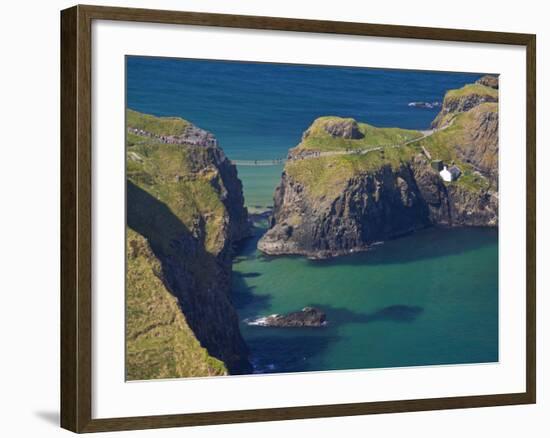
[
  {"x1": 258, "y1": 77, "x2": 499, "y2": 259},
  {"x1": 126, "y1": 110, "x2": 251, "y2": 380}
]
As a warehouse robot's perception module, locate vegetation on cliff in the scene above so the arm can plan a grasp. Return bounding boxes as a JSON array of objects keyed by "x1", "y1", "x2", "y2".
[
  {"x1": 431, "y1": 82, "x2": 498, "y2": 129},
  {"x1": 298, "y1": 116, "x2": 422, "y2": 152},
  {"x1": 285, "y1": 117, "x2": 422, "y2": 200},
  {"x1": 259, "y1": 77, "x2": 499, "y2": 259},
  {"x1": 126, "y1": 229, "x2": 227, "y2": 379},
  {"x1": 126, "y1": 110, "x2": 251, "y2": 380}
]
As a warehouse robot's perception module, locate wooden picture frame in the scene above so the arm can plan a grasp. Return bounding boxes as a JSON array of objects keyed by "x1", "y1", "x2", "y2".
[{"x1": 61, "y1": 4, "x2": 536, "y2": 433}]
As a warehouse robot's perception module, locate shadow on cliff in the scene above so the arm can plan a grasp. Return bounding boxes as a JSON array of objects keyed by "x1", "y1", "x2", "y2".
[
  {"x1": 127, "y1": 180, "x2": 251, "y2": 374},
  {"x1": 308, "y1": 226, "x2": 497, "y2": 268},
  {"x1": 231, "y1": 270, "x2": 272, "y2": 316},
  {"x1": 232, "y1": 222, "x2": 267, "y2": 262}
]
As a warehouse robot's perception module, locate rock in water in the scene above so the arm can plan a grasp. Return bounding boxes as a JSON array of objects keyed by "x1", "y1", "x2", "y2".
[{"x1": 247, "y1": 307, "x2": 327, "y2": 327}]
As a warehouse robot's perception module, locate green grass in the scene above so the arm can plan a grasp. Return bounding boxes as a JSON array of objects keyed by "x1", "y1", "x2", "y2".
[
  {"x1": 127, "y1": 109, "x2": 190, "y2": 136},
  {"x1": 298, "y1": 116, "x2": 422, "y2": 152},
  {"x1": 445, "y1": 83, "x2": 498, "y2": 101},
  {"x1": 286, "y1": 105, "x2": 496, "y2": 200},
  {"x1": 457, "y1": 171, "x2": 492, "y2": 192},
  {"x1": 286, "y1": 144, "x2": 417, "y2": 200},
  {"x1": 285, "y1": 116, "x2": 422, "y2": 200},
  {"x1": 416, "y1": 104, "x2": 497, "y2": 193},
  {"x1": 126, "y1": 229, "x2": 227, "y2": 380},
  {"x1": 126, "y1": 134, "x2": 227, "y2": 254},
  {"x1": 126, "y1": 110, "x2": 231, "y2": 258}
]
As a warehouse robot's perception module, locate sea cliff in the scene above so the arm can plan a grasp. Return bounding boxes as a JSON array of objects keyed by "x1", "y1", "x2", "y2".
[
  {"x1": 258, "y1": 78, "x2": 499, "y2": 259},
  {"x1": 126, "y1": 110, "x2": 251, "y2": 379}
]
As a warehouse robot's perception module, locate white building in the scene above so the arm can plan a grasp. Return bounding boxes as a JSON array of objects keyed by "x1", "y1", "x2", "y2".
[
  {"x1": 439, "y1": 165, "x2": 461, "y2": 182},
  {"x1": 440, "y1": 166, "x2": 452, "y2": 182}
]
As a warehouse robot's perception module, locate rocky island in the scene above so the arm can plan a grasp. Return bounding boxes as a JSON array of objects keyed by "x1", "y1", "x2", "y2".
[
  {"x1": 126, "y1": 110, "x2": 251, "y2": 380},
  {"x1": 245, "y1": 307, "x2": 327, "y2": 328},
  {"x1": 258, "y1": 78, "x2": 499, "y2": 259}
]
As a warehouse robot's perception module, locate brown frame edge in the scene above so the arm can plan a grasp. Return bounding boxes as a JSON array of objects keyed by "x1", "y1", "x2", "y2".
[{"x1": 60, "y1": 4, "x2": 536, "y2": 433}]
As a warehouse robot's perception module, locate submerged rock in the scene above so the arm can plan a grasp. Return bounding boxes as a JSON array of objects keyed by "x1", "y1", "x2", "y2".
[
  {"x1": 246, "y1": 307, "x2": 327, "y2": 328},
  {"x1": 408, "y1": 101, "x2": 441, "y2": 109}
]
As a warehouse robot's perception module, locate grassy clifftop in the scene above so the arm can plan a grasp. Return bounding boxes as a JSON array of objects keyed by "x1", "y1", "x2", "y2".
[
  {"x1": 285, "y1": 116, "x2": 422, "y2": 199},
  {"x1": 417, "y1": 102, "x2": 497, "y2": 191},
  {"x1": 127, "y1": 111, "x2": 227, "y2": 254},
  {"x1": 445, "y1": 83, "x2": 498, "y2": 100},
  {"x1": 284, "y1": 96, "x2": 497, "y2": 202},
  {"x1": 298, "y1": 116, "x2": 422, "y2": 152},
  {"x1": 127, "y1": 109, "x2": 191, "y2": 136},
  {"x1": 432, "y1": 82, "x2": 498, "y2": 129}
]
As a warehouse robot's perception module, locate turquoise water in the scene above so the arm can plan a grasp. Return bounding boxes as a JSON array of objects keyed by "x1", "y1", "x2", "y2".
[
  {"x1": 127, "y1": 57, "x2": 498, "y2": 374},
  {"x1": 236, "y1": 159, "x2": 498, "y2": 374},
  {"x1": 233, "y1": 216, "x2": 498, "y2": 373},
  {"x1": 236, "y1": 164, "x2": 285, "y2": 210}
]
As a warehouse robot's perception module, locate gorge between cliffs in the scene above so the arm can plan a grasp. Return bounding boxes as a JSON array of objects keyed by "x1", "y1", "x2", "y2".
[{"x1": 126, "y1": 57, "x2": 499, "y2": 380}]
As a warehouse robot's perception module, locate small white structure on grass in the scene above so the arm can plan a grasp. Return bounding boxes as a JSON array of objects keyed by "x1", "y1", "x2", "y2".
[{"x1": 440, "y1": 165, "x2": 462, "y2": 182}]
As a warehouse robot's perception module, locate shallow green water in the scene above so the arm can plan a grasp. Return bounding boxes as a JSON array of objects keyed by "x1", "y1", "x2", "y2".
[
  {"x1": 233, "y1": 166, "x2": 498, "y2": 374},
  {"x1": 237, "y1": 164, "x2": 284, "y2": 211}
]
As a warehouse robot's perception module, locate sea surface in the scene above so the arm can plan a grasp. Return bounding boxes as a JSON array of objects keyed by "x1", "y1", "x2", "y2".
[{"x1": 127, "y1": 56, "x2": 498, "y2": 374}]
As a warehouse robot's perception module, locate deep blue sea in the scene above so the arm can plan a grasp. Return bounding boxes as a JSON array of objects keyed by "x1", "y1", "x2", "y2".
[{"x1": 127, "y1": 56, "x2": 498, "y2": 375}]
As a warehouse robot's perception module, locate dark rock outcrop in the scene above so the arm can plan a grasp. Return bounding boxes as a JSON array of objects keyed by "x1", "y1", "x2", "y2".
[
  {"x1": 302, "y1": 118, "x2": 364, "y2": 141},
  {"x1": 246, "y1": 307, "x2": 327, "y2": 327},
  {"x1": 323, "y1": 118, "x2": 364, "y2": 139},
  {"x1": 476, "y1": 75, "x2": 499, "y2": 89},
  {"x1": 259, "y1": 163, "x2": 433, "y2": 258},
  {"x1": 128, "y1": 124, "x2": 218, "y2": 147},
  {"x1": 450, "y1": 103, "x2": 499, "y2": 184}
]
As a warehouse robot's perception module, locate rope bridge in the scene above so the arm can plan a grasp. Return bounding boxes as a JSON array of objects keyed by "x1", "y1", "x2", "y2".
[{"x1": 231, "y1": 159, "x2": 286, "y2": 166}]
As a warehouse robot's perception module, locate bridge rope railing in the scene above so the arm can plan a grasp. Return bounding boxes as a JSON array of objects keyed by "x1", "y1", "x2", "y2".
[{"x1": 231, "y1": 159, "x2": 286, "y2": 166}]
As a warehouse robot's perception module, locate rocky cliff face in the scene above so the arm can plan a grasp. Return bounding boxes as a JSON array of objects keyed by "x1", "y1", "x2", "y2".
[
  {"x1": 449, "y1": 103, "x2": 499, "y2": 184},
  {"x1": 258, "y1": 78, "x2": 498, "y2": 259},
  {"x1": 431, "y1": 80, "x2": 499, "y2": 129},
  {"x1": 126, "y1": 110, "x2": 251, "y2": 379},
  {"x1": 260, "y1": 163, "x2": 431, "y2": 258}
]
